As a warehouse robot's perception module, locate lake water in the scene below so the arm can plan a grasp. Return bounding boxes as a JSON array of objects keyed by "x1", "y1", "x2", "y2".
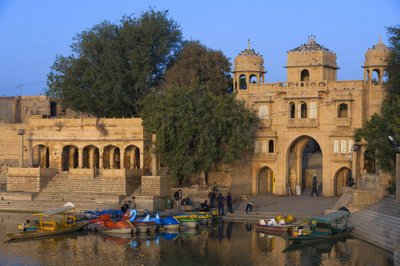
[{"x1": 0, "y1": 212, "x2": 394, "y2": 266}]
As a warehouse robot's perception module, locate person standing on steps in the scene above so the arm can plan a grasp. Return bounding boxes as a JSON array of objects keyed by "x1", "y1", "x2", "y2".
[
  {"x1": 208, "y1": 189, "x2": 216, "y2": 209},
  {"x1": 216, "y1": 193, "x2": 225, "y2": 216},
  {"x1": 226, "y1": 192, "x2": 233, "y2": 213},
  {"x1": 311, "y1": 176, "x2": 319, "y2": 197},
  {"x1": 245, "y1": 201, "x2": 254, "y2": 214},
  {"x1": 174, "y1": 189, "x2": 183, "y2": 209}
]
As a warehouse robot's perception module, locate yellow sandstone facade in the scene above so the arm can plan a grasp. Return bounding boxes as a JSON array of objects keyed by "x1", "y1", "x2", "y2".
[
  {"x1": 0, "y1": 37, "x2": 391, "y2": 203},
  {"x1": 231, "y1": 37, "x2": 390, "y2": 197}
]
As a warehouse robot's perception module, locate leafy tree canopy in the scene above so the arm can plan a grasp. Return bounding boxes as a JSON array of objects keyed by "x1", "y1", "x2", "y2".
[
  {"x1": 164, "y1": 41, "x2": 232, "y2": 95},
  {"x1": 46, "y1": 9, "x2": 182, "y2": 117},
  {"x1": 358, "y1": 25, "x2": 400, "y2": 173},
  {"x1": 140, "y1": 86, "x2": 258, "y2": 183}
]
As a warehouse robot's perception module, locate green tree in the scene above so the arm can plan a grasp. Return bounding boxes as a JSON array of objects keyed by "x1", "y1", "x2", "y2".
[
  {"x1": 140, "y1": 87, "x2": 258, "y2": 184},
  {"x1": 358, "y1": 25, "x2": 400, "y2": 173},
  {"x1": 47, "y1": 10, "x2": 182, "y2": 117},
  {"x1": 164, "y1": 41, "x2": 232, "y2": 95}
]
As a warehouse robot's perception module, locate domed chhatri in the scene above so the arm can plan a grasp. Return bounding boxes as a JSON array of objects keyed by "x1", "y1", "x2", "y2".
[
  {"x1": 364, "y1": 37, "x2": 390, "y2": 67},
  {"x1": 233, "y1": 39, "x2": 265, "y2": 73}
]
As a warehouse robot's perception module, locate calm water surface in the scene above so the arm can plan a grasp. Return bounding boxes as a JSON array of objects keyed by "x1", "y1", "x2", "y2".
[{"x1": 0, "y1": 212, "x2": 393, "y2": 266}]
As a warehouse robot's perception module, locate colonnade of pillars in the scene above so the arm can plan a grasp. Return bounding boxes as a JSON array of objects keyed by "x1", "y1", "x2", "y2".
[{"x1": 30, "y1": 144, "x2": 141, "y2": 171}]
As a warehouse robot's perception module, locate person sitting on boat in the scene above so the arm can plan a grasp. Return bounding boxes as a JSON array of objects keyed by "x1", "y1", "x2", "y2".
[{"x1": 200, "y1": 200, "x2": 210, "y2": 211}]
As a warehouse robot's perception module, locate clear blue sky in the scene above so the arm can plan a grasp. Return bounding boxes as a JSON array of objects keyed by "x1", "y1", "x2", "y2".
[{"x1": 0, "y1": 0, "x2": 399, "y2": 96}]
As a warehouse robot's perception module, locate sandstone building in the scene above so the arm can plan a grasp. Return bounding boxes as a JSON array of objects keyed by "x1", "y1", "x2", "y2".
[
  {"x1": 0, "y1": 37, "x2": 392, "y2": 210},
  {"x1": 231, "y1": 36, "x2": 390, "y2": 197}
]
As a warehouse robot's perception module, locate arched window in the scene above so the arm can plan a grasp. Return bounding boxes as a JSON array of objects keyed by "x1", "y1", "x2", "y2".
[
  {"x1": 289, "y1": 102, "x2": 295, "y2": 118},
  {"x1": 300, "y1": 102, "x2": 307, "y2": 118},
  {"x1": 268, "y1": 140, "x2": 274, "y2": 153},
  {"x1": 258, "y1": 105, "x2": 269, "y2": 119},
  {"x1": 250, "y1": 74, "x2": 258, "y2": 84},
  {"x1": 239, "y1": 75, "x2": 247, "y2": 89},
  {"x1": 372, "y1": 69, "x2": 380, "y2": 85},
  {"x1": 337, "y1": 103, "x2": 348, "y2": 118},
  {"x1": 383, "y1": 71, "x2": 389, "y2": 84},
  {"x1": 301, "y1": 69, "x2": 310, "y2": 82}
]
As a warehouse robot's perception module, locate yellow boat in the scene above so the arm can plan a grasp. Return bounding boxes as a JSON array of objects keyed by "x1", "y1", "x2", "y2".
[{"x1": 5, "y1": 206, "x2": 87, "y2": 241}]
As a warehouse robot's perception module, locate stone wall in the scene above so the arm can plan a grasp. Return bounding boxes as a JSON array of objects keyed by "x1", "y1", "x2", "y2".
[
  {"x1": 6, "y1": 167, "x2": 56, "y2": 192},
  {"x1": 141, "y1": 175, "x2": 177, "y2": 196}
]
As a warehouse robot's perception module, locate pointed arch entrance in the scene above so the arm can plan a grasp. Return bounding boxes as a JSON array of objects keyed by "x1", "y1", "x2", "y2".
[
  {"x1": 287, "y1": 136, "x2": 322, "y2": 195},
  {"x1": 334, "y1": 167, "x2": 352, "y2": 196},
  {"x1": 124, "y1": 145, "x2": 140, "y2": 169},
  {"x1": 257, "y1": 166, "x2": 274, "y2": 194}
]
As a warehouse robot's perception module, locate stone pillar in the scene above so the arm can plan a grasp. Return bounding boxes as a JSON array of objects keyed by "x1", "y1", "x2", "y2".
[
  {"x1": 130, "y1": 150, "x2": 135, "y2": 169},
  {"x1": 89, "y1": 148, "x2": 94, "y2": 168},
  {"x1": 120, "y1": 147, "x2": 125, "y2": 169},
  {"x1": 18, "y1": 130, "x2": 25, "y2": 167},
  {"x1": 69, "y1": 146, "x2": 75, "y2": 169},
  {"x1": 151, "y1": 132, "x2": 157, "y2": 176},
  {"x1": 99, "y1": 147, "x2": 104, "y2": 169},
  {"x1": 78, "y1": 147, "x2": 83, "y2": 168},
  {"x1": 396, "y1": 147, "x2": 400, "y2": 203},
  {"x1": 110, "y1": 147, "x2": 115, "y2": 168}
]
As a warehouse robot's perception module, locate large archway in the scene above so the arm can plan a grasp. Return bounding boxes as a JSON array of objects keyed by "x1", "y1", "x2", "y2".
[
  {"x1": 82, "y1": 145, "x2": 99, "y2": 168},
  {"x1": 334, "y1": 167, "x2": 352, "y2": 196},
  {"x1": 124, "y1": 145, "x2": 140, "y2": 169},
  {"x1": 62, "y1": 145, "x2": 78, "y2": 171},
  {"x1": 287, "y1": 136, "x2": 322, "y2": 195},
  {"x1": 32, "y1": 144, "x2": 50, "y2": 168},
  {"x1": 257, "y1": 166, "x2": 273, "y2": 194},
  {"x1": 103, "y1": 145, "x2": 121, "y2": 169}
]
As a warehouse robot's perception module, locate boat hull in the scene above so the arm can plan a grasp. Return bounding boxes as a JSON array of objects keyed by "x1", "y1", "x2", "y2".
[
  {"x1": 285, "y1": 227, "x2": 353, "y2": 244},
  {"x1": 255, "y1": 224, "x2": 295, "y2": 235},
  {"x1": 98, "y1": 226, "x2": 135, "y2": 235},
  {"x1": 6, "y1": 222, "x2": 88, "y2": 241}
]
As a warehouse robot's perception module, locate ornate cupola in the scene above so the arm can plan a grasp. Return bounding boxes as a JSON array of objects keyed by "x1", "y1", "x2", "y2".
[
  {"x1": 286, "y1": 35, "x2": 338, "y2": 83},
  {"x1": 363, "y1": 37, "x2": 390, "y2": 85},
  {"x1": 233, "y1": 40, "x2": 265, "y2": 92}
]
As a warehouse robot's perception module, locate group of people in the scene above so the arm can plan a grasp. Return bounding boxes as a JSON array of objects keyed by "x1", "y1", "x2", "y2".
[{"x1": 173, "y1": 188, "x2": 234, "y2": 216}]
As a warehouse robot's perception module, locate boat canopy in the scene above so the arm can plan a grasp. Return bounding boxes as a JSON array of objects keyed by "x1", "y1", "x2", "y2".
[
  {"x1": 309, "y1": 210, "x2": 350, "y2": 224},
  {"x1": 33, "y1": 206, "x2": 75, "y2": 217}
]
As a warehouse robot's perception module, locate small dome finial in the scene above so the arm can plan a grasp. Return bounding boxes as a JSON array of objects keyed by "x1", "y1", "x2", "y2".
[
  {"x1": 248, "y1": 39, "x2": 250, "y2": 49},
  {"x1": 379, "y1": 35, "x2": 382, "y2": 44}
]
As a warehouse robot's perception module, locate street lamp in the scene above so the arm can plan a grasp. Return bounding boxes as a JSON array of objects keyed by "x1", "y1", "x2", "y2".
[{"x1": 17, "y1": 129, "x2": 26, "y2": 167}]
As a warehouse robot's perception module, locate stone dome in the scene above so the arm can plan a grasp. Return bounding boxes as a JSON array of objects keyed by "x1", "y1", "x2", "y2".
[
  {"x1": 364, "y1": 38, "x2": 390, "y2": 67},
  {"x1": 233, "y1": 41, "x2": 265, "y2": 73}
]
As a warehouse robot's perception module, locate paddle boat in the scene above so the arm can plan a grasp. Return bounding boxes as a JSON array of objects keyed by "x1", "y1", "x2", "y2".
[
  {"x1": 126, "y1": 210, "x2": 160, "y2": 233},
  {"x1": 160, "y1": 216, "x2": 180, "y2": 230},
  {"x1": 6, "y1": 204, "x2": 87, "y2": 241},
  {"x1": 93, "y1": 213, "x2": 136, "y2": 235},
  {"x1": 285, "y1": 208, "x2": 352, "y2": 244}
]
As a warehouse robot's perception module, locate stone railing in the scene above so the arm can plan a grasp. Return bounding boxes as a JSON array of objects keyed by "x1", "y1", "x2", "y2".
[
  {"x1": 101, "y1": 169, "x2": 126, "y2": 178},
  {"x1": 287, "y1": 118, "x2": 319, "y2": 128},
  {"x1": 335, "y1": 117, "x2": 351, "y2": 128}
]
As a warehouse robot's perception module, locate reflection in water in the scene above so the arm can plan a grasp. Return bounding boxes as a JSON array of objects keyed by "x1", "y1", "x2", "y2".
[{"x1": 0, "y1": 212, "x2": 394, "y2": 266}]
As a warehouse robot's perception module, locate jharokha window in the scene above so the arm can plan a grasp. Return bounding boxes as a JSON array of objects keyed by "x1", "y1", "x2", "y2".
[
  {"x1": 300, "y1": 102, "x2": 307, "y2": 118},
  {"x1": 289, "y1": 102, "x2": 295, "y2": 118},
  {"x1": 337, "y1": 103, "x2": 348, "y2": 118}
]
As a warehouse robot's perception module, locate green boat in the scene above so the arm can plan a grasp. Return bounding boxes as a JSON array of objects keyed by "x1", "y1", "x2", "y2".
[{"x1": 285, "y1": 208, "x2": 352, "y2": 244}]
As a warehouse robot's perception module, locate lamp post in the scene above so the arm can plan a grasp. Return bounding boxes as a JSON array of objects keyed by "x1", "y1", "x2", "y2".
[
  {"x1": 351, "y1": 143, "x2": 361, "y2": 188},
  {"x1": 17, "y1": 129, "x2": 26, "y2": 167},
  {"x1": 389, "y1": 136, "x2": 400, "y2": 203}
]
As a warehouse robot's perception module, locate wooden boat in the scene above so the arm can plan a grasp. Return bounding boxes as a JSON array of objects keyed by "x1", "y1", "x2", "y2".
[
  {"x1": 161, "y1": 216, "x2": 180, "y2": 230},
  {"x1": 255, "y1": 224, "x2": 295, "y2": 235},
  {"x1": 6, "y1": 206, "x2": 87, "y2": 241},
  {"x1": 285, "y1": 208, "x2": 352, "y2": 244}
]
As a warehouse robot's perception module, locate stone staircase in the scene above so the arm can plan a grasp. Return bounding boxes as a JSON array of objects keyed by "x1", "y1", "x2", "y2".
[
  {"x1": 349, "y1": 194, "x2": 400, "y2": 259},
  {"x1": 0, "y1": 172, "x2": 131, "y2": 211}
]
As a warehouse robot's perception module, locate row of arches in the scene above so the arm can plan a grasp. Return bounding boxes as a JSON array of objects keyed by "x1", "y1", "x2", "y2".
[{"x1": 32, "y1": 144, "x2": 141, "y2": 171}]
